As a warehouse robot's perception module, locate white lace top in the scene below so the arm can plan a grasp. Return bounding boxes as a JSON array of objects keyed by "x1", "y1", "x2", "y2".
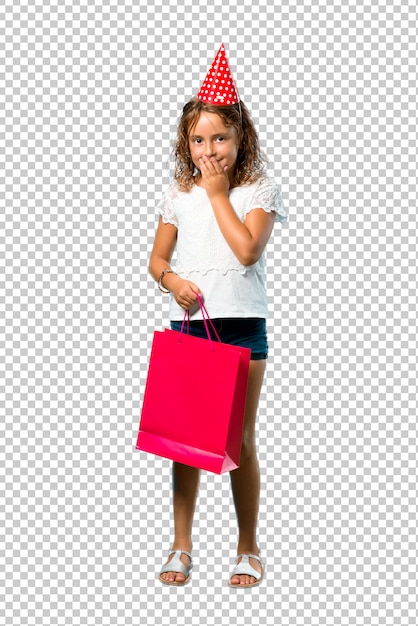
[{"x1": 158, "y1": 173, "x2": 288, "y2": 320}]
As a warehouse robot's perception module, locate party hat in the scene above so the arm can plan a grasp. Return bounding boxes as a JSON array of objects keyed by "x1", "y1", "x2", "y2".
[{"x1": 197, "y1": 44, "x2": 240, "y2": 106}]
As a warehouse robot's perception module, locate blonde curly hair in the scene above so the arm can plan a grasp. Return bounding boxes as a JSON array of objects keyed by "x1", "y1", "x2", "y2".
[{"x1": 174, "y1": 97, "x2": 267, "y2": 192}]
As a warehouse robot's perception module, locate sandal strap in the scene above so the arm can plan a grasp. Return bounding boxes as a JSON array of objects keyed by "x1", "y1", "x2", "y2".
[
  {"x1": 231, "y1": 554, "x2": 263, "y2": 580},
  {"x1": 169, "y1": 549, "x2": 192, "y2": 561},
  {"x1": 236, "y1": 553, "x2": 262, "y2": 564},
  {"x1": 160, "y1": 550, "x2": 193, "y2": 577}
]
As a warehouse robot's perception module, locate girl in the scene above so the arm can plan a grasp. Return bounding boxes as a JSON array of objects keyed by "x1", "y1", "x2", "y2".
[{"x1": 148, "y1": 45, "x2": 287, "y2": 587}]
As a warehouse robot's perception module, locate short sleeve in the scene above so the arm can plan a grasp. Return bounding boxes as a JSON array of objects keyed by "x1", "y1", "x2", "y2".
[
  {"x1": 157, "y1": 183, "x2": 179, "y2": 228},
  {"x1": 247, "y1": 175, "x2": 288, "y2": 224}
]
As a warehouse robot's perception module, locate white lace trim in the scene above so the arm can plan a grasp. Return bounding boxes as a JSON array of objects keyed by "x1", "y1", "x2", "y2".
[
  {"x1": 249, "y1": 174, "x2": 288, "y2": 223},
  {"x1": 177, "y1": 266, "x2": 251, "y2": 278}
]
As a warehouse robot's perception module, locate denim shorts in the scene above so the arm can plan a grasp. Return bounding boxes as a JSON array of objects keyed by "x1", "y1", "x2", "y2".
[{"x1": 170, "y1": 317, "x2": 268, "y2": 361}]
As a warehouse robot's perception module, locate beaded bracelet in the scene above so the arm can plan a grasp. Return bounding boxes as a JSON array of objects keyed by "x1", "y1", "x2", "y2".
[{"x1": 158, "y1": 268, "x2": 176, "y2": 293}]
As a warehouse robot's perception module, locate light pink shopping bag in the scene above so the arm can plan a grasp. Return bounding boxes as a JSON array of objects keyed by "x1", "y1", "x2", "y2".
[{"x1": 136, "y1": 300, "x2": 250, "y2": 474}]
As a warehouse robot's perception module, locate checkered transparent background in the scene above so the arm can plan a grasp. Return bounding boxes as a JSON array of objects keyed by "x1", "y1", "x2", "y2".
[{"x1": 1, "y1": 0, "x2": 417, "y2": 624}]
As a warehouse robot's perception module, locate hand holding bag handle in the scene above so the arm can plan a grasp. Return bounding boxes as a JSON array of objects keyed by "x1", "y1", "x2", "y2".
[{"x1": 178, "y1": 294, "x2": 221, "y2": 350}]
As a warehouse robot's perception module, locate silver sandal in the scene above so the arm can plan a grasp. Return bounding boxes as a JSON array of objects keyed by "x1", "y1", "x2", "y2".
[
  {"x1": 159, "y1": 550, "x2": 193, "y2": 586},
  {"x1": 228, "y1": 553, "x2": 265, "y2": 587}
]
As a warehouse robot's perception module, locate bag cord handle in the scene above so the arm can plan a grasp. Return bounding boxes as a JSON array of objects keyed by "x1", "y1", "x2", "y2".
[{"x1": 179, "y1": 295, "x2": 222, "y2": 348}]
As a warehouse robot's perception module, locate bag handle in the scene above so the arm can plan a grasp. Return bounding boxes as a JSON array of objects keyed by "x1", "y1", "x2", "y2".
[
  {"x1": 179, "y1": 294, "x2": 221, "y2": 349},
  {"x1": 197, "y1": 295, "x2": 222, "y2": 343},
  {"x1": 180, "y1": 308, "x2": 190, "y2": 335}
]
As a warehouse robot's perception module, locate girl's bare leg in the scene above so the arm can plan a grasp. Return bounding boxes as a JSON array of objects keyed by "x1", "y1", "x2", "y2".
[
  {"x1": 160, "y1": 360, "x2": 266, "y2": 584},
  {"x1": 160, "y1": 463, "x2": 200, "y2": 583},
  {"x1": 229, "y1": 359, "x2": 266, "y2": 585}
]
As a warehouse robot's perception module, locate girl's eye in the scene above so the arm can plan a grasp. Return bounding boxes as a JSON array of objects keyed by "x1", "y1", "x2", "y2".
[{"x1": 191, "y1": 136, "x2": 226, "y2": 144}]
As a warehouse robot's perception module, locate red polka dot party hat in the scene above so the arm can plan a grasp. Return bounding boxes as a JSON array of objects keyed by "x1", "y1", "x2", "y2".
[{"x1": 197, "y1": 43, "x2": 240, "y2": 106}]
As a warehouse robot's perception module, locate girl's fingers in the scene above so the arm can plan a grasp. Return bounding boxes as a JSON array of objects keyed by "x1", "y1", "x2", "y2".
[
  {"x1": 180, "y1": 283, "x2": 201, "y2": 309},
  {"x1": 200, "y1": 157, "x2": 220, "y2": 171}
]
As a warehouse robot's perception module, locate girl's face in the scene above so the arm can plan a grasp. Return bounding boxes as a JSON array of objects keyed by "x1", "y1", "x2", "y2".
[{"x1": 188, "y1": 112, "x2": 240, "y2": 183}]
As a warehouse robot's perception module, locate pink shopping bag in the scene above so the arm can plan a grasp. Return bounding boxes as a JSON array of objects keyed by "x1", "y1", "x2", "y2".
[{"x1": 136, "y1": 299, "x2": 251, "y2": 474}]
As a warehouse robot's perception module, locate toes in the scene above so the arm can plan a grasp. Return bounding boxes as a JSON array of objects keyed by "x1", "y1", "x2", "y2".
[
  {"x1": 161, "y1": 571, "x2": 185, "y2": 583},
  {"x1": 230, "y1": 574, "x2": 256, "y2": 586}
]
